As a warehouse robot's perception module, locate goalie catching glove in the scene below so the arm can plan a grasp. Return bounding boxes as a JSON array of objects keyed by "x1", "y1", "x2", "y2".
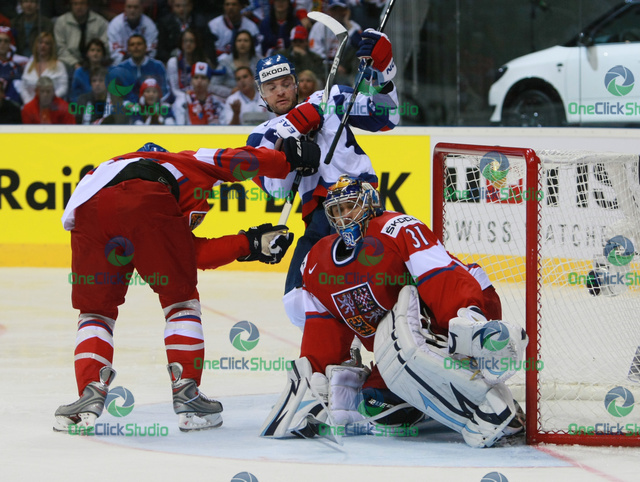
[
  {"x1": 238, "y1": 223, "x2": 294, "y2": 264},
  {"x1": 283, "y1": 137, "x2": 320, "y2": 176}
]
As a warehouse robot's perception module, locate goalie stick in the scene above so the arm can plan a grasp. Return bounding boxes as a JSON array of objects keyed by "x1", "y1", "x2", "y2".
[
  {"x1": 323, "y1": 0, "x2": 397, "y2": 165},
  {"x1": 277, "y1": 11, "x2": 349, "y2": 225}
]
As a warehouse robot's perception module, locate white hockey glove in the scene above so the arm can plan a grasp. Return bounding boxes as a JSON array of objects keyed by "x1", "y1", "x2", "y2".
[
  {"x1": 448, "y1": 307, "x2": 528, "y2": 384},
  {"x1": 237, "y1": 223, "x2": 294, "y2": 264}
]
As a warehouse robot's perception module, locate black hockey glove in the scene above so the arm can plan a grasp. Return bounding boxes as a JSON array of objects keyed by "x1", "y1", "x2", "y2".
[
  {"x1": 238, "y1": 223, "x2": 295, "y2": 264},
  {"x1": 283, "y1": 137, "x2": 320, "y2": 176}
]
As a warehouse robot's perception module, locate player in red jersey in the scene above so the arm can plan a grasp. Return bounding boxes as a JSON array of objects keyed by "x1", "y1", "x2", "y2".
[
  {"x1": 54, "y1": 139, "x2": 320, "y2": 433},
  {"x1": 261, "y1": 175, "x2": 527, "y2": 448}
]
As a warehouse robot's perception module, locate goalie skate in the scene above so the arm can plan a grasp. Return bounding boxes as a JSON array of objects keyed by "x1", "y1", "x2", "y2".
[
  {"x1": 53, "y1": 366, "x2": 116, "y2": 433},
  {"x1": 168, "y1": 362, "x2": 223, "y2": 432}
]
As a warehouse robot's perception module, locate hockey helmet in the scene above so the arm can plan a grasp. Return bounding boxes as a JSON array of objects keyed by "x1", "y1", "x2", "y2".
[
  {"x1": 324, "y1": 175, "x2": 381, "y2": 248},
  {"x1": 255, "y1": 54, "x2": 297, "y2": 91}
]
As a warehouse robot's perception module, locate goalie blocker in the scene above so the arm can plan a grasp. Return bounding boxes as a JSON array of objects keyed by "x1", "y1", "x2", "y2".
[{"x1": 374, "y1": 285, "x2": 526, "y2": 448}]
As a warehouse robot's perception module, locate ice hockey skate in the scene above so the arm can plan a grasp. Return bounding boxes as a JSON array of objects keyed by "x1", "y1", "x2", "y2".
[
  {"x1": 168, "y1": 362, "x2": 223, "y2": 432},
  {"x1": 53, "y1": 366, "x2": 116, "y2": 433}
]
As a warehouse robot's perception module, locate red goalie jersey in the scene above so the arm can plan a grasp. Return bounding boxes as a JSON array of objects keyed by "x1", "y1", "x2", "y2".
[{"x1": 300, "y1": 211, "x2": 500, "y2": 378}]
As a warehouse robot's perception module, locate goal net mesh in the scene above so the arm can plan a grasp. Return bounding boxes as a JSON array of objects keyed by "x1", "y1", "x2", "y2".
[{"x1": 434, "y1": 143, "x2": 640, "y2": 445}]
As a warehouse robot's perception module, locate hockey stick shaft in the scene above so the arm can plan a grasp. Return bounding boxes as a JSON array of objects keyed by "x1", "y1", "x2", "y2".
[
  {"x1": 323, "y1": 0, "x2": 397, "y2": 165},
  {"x1": 277, "y1": 13, "x2": 349, "y2": 226}
]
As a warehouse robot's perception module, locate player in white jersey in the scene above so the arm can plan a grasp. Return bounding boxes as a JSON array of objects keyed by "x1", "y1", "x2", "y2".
[{"x1": 246, "y1": 29, "x2": 399, "y2": 323}]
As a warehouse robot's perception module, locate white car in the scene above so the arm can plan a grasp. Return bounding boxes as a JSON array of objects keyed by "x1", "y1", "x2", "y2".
[{"x1": 488, "y1": 1, "x2": 640, "y2": 126}]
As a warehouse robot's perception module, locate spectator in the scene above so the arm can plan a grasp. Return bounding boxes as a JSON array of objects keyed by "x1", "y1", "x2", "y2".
[
  {"x1": 11, "y1": 0, "x2": 54, "y2": 58},
  {"x1": 130, "y1": 77, "x2": 176, "y2": 125},
  {"x1": 166, "y1": 28, "x2": 212, "y2": 96},
  {"x1": 211, "y1": 29, "x2": 261, "y2": 98},
  {"x1": 297, "y1": 68, "x2": 319, "y2": 102},
  {"x1": 20, "y1": 31, "x2": 68, "y2": 104},
  {"x1": 69, "y1": 38, "x2": 111, "y2": 102},
  {"x1": 274, "y1": 26, "x2": 324, "y2": 85},
  {"x1": 54, "y1": 0, "x2": 109, "y2": 71},
  {"x1": 156, "y1": 0, "x2": 212, "y2": 63},
  {"x1": 0, "y1": 26, "x2": 28, "y2": 105},
  {"x1": 244, "y1": 0, "x2": 312, "y2": 31},
  {"x1": 173, "y1": 61, "x2": 225, "y2": 125},
  {"x1": 309, "y1": 0, "x2": 361, "y2": 83},
  {"x1": 259, "y1": 0, "x2": 299, "y2": 57},
  {"x1": 113, "y1": 34, "x2": 169, "y2": 104},
  {"x1": 74, "y1": 66, "x2": 127, "y2": 124},
  {"x1": 221, "y1": 65, "x2": 272, "y2": 125},
  {"x1": 107, "y1": 0, "x2": 158, "y2": 64},
  {"x1": 0, "y1": 78, "x2": 22, "y2": 123},
  {"x1": 208, "y1": 0, "x2": 260, "y2": 57},
  {"x1": 21, "y1": 75, "x2": 75, "y2": 124}
]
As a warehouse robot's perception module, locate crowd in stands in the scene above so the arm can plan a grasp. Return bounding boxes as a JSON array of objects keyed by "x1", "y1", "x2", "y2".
[{"x1": 0, "y1": 0, "x2": 384, "y2": 125}]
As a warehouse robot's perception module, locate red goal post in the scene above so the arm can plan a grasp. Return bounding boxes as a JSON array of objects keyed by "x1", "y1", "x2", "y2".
[{"x1": 433, "y1": 142, "x2": 640, "y2": 446}]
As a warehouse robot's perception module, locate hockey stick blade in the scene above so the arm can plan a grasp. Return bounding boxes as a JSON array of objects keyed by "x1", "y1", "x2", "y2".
[{"x1": 307, "y1": 12, "x2": 348, "y2": 107}]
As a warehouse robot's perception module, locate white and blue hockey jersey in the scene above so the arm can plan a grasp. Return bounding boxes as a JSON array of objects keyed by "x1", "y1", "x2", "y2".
[{"x1": 247, "y1": 83, "x2": 400, "y2": 222}]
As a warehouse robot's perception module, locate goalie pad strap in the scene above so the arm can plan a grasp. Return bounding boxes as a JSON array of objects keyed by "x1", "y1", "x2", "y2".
[{"x1": 374, "y1": 285, "x2": 516, "y2": 447}]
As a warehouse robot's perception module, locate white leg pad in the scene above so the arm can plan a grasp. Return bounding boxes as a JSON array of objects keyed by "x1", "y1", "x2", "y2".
[
  {"x1": 326, "y1": 365, "x2": 368, "y2": 425},
  {"x1": 260, "y1": 357, "x2": 312, "y2": 437},
  {"x1": 374, "y1": 285, "x2": 517, "y2": 448}
]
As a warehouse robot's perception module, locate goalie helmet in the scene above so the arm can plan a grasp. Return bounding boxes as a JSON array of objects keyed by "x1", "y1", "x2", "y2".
[{"x1": 324, "y1": 175, "x2": 381, "y2": 248}]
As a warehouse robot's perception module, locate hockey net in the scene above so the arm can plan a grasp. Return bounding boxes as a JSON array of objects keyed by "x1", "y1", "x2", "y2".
[{"x1": 433, "y1": 143, "x2": 640, "y2": 446}]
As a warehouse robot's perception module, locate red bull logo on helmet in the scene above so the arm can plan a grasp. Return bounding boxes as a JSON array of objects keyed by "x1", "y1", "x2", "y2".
[{"x1": 259, "y1": 64, "x2": 291, "y2": 83}]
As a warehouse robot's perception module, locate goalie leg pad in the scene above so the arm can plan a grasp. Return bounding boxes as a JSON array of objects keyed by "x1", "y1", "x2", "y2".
[
  {"x1": 326, "y1": 365, "x2": 369, "y2": 425},
  {"x1": 374, "y1": 285, "x2": 519, "y2": 448},
  {"x1": 260, "y1": 357, "x2": 312, "y2": 437}
]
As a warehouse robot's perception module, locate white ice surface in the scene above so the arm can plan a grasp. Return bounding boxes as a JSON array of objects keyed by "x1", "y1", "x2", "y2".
[{"x1": 0, "y1": 268, "x2": 638, "y2": 482}]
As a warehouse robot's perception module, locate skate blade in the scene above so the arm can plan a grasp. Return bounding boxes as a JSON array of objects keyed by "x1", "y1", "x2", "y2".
[
  {"x1": 178, "y1": 412, "x2": 223, "y2": 432},
  {"x1": 53, "y1": 412, "x2": 98, "y2": 433}
]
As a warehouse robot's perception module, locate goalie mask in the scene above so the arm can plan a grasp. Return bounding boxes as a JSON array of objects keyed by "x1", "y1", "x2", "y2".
[{"x1": 324, "y1": 175, "x2": 381, "y2": 249}]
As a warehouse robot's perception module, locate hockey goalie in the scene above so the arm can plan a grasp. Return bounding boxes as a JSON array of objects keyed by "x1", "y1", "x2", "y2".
[{"x1": 261, "y1": 175, "x2": 527, "y2": 447}]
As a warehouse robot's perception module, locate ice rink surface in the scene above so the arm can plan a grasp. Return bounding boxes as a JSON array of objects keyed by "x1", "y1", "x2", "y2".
[{"x1": 1, "y1": 268, "x2": 638, "y2": 482}]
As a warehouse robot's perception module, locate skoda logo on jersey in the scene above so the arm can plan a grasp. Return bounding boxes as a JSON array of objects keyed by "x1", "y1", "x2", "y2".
[
  {"x1": 105, "y1": 386, "x2": 135, "y2": 417},
  {"x1": 105, "y1": 236, "x2": 134, "y2": 266},
  {"x1": 259, "y1": 64, "x2": 291, "y2": 82},
  {"x1": 478, "y1": 321, "x2": 510, "y2": 352},
  {"x1": 603, "y1": 235, "x2": 635, "y2": 266},
  {"x1": 229, "y1": 151, "x2": 260, "y2": 181},
  {"x1": 604, "y1": 65, "x2": 635, "y2": 97},
  {"x1": 357, "y1": 237, "x2": 384, "y2": 266},
  {"x1": 231, "y1": 473, "x2": 259, "y2": 482},
  {"x1": 229, "y1": 321, "x2": 260, "y2": 351},
  {"x1": 604, "y1": 386, "x2": 635, "y2": 417}
]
